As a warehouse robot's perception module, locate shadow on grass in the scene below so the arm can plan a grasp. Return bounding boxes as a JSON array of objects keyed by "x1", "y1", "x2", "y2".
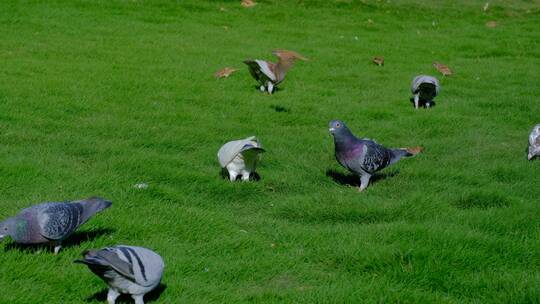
[
  {"x1": 3, "y1": 228, "x2": 115, "y2": 253},
  {"x1": 453, "y1": 192, "x2": 511, "y2": 209},
  {"x1": 86, "y1": 284, "x2": 167, "y2": 303},
  {"x1": 325, "y1": 169, "x2": 399, "y2": 188},
  {"x1": 220, "y1": 168, "x2": 261, "y2": 181}
]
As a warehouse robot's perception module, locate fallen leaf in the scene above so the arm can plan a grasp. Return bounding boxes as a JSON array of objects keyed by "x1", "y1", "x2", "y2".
[
  {"x1": 241, "y1": 0, "x2": 256, "y2": 8},
  {"x1": 215, "y1": 67, "x2": 238, "y2": 78},
  {"x1": 485, "y1": 21, "x2": 497, "y2": 28},
  {"x1": 372, "y1": 56, "x2": 384, "y2": 66},
  {"x1": 220, "y1": 6, "x2": 227, "y2": 11},
  {"x1": 433, "y1": 62, "x2": 452, "y2": 76},
  {"x1": 223, "y1": 25, "x2": 229, "y2": 31},
  {"x1": 367, "y1": 19, "x2": 374, "y2": 24},
  {"x1": 483, "y1": 2, "x2": 489, "y2": 11}
]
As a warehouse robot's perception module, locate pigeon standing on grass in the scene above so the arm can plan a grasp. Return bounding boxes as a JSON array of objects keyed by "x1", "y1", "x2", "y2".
[
  {"x1": 75, "y1": 245, "x2": 164, "y2": 304},
  {"x1": 218, "y1": 136, "x2": 265, "y2": 181},
  {"x1": 528, "y1": 124, "x2": 540, "y2": 160},
  {"x1": 329, "y1": 120, "x2": 423, "y2": 192},
  {"x1": 244, "y1": 49, "x2": 308, "y2": 94},
  {"x1": 0, "y1": 197, "x2": 111, "y2": 254},
  {"x1": 411, "y1": 75, "x2": 440, "y2": 109}
]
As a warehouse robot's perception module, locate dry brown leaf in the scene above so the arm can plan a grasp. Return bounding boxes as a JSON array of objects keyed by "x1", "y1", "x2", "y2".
[
  {"x1": 215, "y1": 67, "x2": 238, "y2": 78},
  {"x1": 483, "y1": 2, "x2": 489, "y2": 11},
  {"x1": 223, "y1": 25, "x2": 229, "y2": 31},
  {"x1": 485, "y1": 21, "x2": 497, "y2": 28},
  {"x1": 433, "y1": 62, "x2": 452, "y2": 76},
  {"x1": 372, "y1": 56, "x2": 384, "y2": 66},
  {"x1": 241, "y1": 0, "x2": 256, "y2": 8},
  {"x1": 220, "y1": 7, "x2": 227, "y2": 12}
]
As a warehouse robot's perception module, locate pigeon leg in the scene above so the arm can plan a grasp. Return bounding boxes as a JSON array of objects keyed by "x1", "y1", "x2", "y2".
[
  {"x1": 260, "y1": 85, "x2": 266, "y2": 92},
  {"x1": 359, "y1": 174, "x2": 371, "y2": 192},
  {"x1": 132, "y1": 295, "x2": 145, "y2": 304},
  {"x1": 107, "y1": 288, "x2": 120, "y2": 304},
  {"x1": 267, "y1": 81, "x2": 274, "y2": 94},
  {"x1": 53, "y1": 243, "x2": 62, "y2": 255},
  {"x1": 229, "y1": 171, "x2": 238, "y2": 182},
  {"x1": 414, "y1": 94, "x2": 419, "y2": 109},
  {"x1": 241, "y1": 171, "x2": 251, "y2": 181}
]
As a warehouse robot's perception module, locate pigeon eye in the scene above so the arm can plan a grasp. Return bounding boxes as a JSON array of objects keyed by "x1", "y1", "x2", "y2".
[{"x1": 336, "y1": 123, "x2": 341, "y2": 128}]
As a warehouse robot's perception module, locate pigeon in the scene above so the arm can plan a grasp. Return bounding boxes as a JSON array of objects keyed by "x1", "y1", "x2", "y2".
[
  {"x1": 411, "y1": 75, "x2": 440, "y2": 109},
  {"x1": 244, "y1": 49, "x2": 308, "y2": 94},
  {"x1": 329, "y1": 120, "x2": 422, "y2": 192},
  {"x1": 75, "y1": 245, "x2": 164, "y2": 304},
  {"x1": 218, "y1": 136, "x2": 265, "y2": 181},
  {"x1": 528, "y1": 124, "x2": 540, "y2": 160},
  {"x1": 0, "y1": 197, "x2": 112, "y2": 254}
]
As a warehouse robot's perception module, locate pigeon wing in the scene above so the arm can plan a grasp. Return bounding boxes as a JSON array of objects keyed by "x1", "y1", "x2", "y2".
[
  {"x1": 218, "y1": 136, "x2": 261, "y2": 167},
  {"x1": 38, "y1": 203, "x2": 83, "y2": 240},
  {"x1": 114, "y1": 246, "x2": 164, "y2": 287},
  {"x1": 358, "y1": 140, "x2": 392, "y2": 174},
  {"x1": 244, "y1": 60, "x2": 276, "y2": 82}
]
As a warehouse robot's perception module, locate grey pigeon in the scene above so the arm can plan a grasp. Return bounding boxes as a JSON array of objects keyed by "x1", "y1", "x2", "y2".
[
  {"x1": 528, "y1": 124, "x2": 540, "y2": 160},
  {"x1": 329, "y1": 120, "x2": 423, "y2": 192},
  {"x1": 244, "y1": 49, "x2": 308, "y2": 94},
  {"x1": 411, "y1": 75, "x2": 440, "y2": 109},
  {"x1": 75, "y1": 245, "x2": 164, "y2": 304},
  {"x1": 0, "y1": 197, "x2": 111, "y2": 254},
  {"x1": 217, "y1": 136, "x2": 265, "y2": 181}
]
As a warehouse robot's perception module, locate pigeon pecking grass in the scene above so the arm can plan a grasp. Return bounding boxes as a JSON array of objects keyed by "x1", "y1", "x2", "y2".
[
  {"x1": 218, "y1": 136, "x2": 265, "y2": 181},
  {"x1": 0, "y1": 197, "x2": 111, "y2": 254},
  {"x1": 75, "y1": 245, "x2": 164, "y2": 304},
  {"x1": 244, "y1": 49, "x2": 307, "y2": 94},
  {"x1": 411, "y1": 75, "x2": 440, "y2": 109}
]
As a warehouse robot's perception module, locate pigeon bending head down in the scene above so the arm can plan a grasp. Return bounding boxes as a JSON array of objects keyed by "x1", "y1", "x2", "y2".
[
  {"x1": 75, "y1": 245, "x2": 164, "y2": 304},
  {"x1": 410, "y1": 75, "x2": 440, "y2": 109},
  {"x1": 0, "y1": 197, "x2": 112, "y2": 254},
  {"x1": 329, "y1": 120, "x2": 422, "y2": 192},
  {"x1": 218, "y1": 136, "x2": 265, "y2": 181},
  {"x1": 243, "y1": 49, "x2": 307, "y2": 94},
  {"x1": 528, "y1": 124, "x2": 540, "y2": 160}
]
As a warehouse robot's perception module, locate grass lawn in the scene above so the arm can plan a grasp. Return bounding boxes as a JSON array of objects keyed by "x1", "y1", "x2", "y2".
[{"x1": 1, "y1": 0, "x2": 540, "y2": 303}]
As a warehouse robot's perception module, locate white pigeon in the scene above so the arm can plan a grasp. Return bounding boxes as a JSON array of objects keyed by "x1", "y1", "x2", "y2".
[
  {"x1": 528, "y1": 124, "x2": 540, "y2": 160},
  {"x1": 217, "y1": 136, "x2": 265, "y2": 181},
  {"x1": 75, "y1": 245, "x2": 164, "y2": 304}
]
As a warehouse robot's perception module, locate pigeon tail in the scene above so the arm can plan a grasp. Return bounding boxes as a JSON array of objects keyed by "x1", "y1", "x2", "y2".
[
  {"x1": 78, "y1": 197, "x2": 112, "y2": 224},
  {"x1": 389, "y1": 147, "x2": 423, "y2": 165}
]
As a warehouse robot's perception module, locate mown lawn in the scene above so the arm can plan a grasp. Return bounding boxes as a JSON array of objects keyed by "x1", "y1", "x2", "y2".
[{"x1": 0, "y1": 0, "x2": 539, "y2": 303}]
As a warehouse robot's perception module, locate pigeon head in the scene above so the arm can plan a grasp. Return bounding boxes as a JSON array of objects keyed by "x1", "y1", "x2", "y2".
[
  {"x1": 329, "y1": 120, "x2": 352, "y2": 136},
  {"x1": 0, "y1": 218, "x2": 16, "y2": 241}
]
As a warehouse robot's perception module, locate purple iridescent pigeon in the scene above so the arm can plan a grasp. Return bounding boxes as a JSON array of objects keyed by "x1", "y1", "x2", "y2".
[
  {"x1": 329, "y1": 120, "x2": 423, "y2": 192},
  {"x1": 0, "y1": 197, "x2": 111, "y2": 254}
]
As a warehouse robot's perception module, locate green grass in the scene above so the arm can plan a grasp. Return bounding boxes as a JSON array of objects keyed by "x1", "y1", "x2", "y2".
[{"x1": 0, "y1": 0, "x2": 539, "y2": 302}]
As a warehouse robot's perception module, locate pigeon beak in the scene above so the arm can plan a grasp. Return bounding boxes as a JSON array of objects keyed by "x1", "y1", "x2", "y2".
[
  {"x1": 329, "y1": 128, "x2": 335, "y2": 132},
  {"x1": 0, "y1": 234, "x2": 5, "y2": 241}
]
